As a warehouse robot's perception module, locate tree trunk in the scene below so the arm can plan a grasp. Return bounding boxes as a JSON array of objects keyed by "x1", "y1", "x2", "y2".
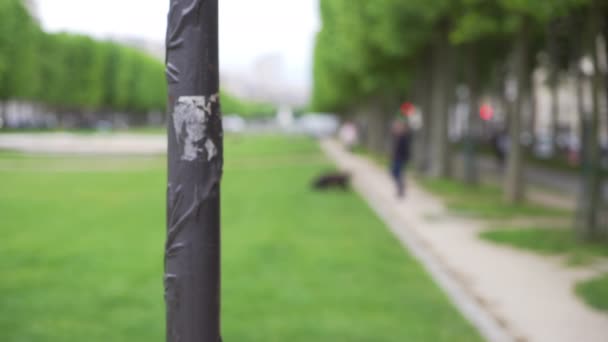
[
  {"x1": 464, "y1": 44, "x2": 480, "y2": 185},
  {"x1": 576, "y1": 2, "x2": 605, "y2": 240},
  {"x1": 547, "y1": 21, "x2": 561, "y2": 150},
  {"x1": 429, "y1": 27, "x2": 454, "y2": 179},
  {"x1": 549, "y1": 75, "x2": 560, "y2": 150},
  {"x1": 413, "y1": 53, "x2": 433, "y2": 172},
  {"x1": 165, "y1": 1, "x2": 223, "y2": 341},
  {"x1": 504, "y1": 18, "x2": 530, "y2": 203},
  {"x1": 0, "y1": 101, "x2": 7, "y2": 129},
  {"x1": 364, "y1": 98, "x2": 391, "y2": 155},
  {"x1": 602, "y1": 16, "x2": 608, "y2": 144},
  {"x1": 420, "y1": 88, "x2": 433, "y2": 172},
  {"x1": 528, "y1": 80, "x2": 538, "y2": 147},
  {"x1": 603, "y1": 10, "x2": 608, "y2": 142}
]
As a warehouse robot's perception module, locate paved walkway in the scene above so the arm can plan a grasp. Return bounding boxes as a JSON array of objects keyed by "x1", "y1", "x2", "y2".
[
  {"x1": 0, "y1": 133, "x2": 166, "y2": 155},
  {"x1": 322, "y1": 139, "x2": 608, "y2": 342}
]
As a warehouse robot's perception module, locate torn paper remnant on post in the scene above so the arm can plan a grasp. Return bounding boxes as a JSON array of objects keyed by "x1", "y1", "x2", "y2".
[{"x1": 172, "y1": 95, "x2": 219, "y2": 161}]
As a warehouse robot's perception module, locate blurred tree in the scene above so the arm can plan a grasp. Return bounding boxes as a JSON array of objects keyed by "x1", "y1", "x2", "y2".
[
  {"x1": 496, "y1": 0, "x2": 583, "y2": 203},
  {"x1": 545, "y1": 20, "x2": 563, "y2": 151},
  {"x1": 63, "y1": 34, "x2": 105, "y2": 110},
  {"x1": 313, "y1": 0, "x2": 451, "y2": 155},
  {"x1": 428, "y1": 18, "x2": 456, "y2": 179},
  {"x1": 576, "y1": 0, "x2": 606, "y2": 240},
  {"x1": 312, "y1": 0, "x2": 606, "y2": 239},
  {"x1": 38, "y1": 33, "x2": 67, "y2": 109},
  {"x1": 450, "y1": 0, "x2": 509, "y2": 185},
  {"x1": 220, "y1": 91, "x2": 275, "y2": 118},
  {"x1": 0, "y1": 2, "x2": 171, "y2": 127},
  {"x1": 0, "y1": 0, "x2": 40, "y2": 126},
  {"x1": 99, "y1": 41, "x2": 124, "y2": 112}
]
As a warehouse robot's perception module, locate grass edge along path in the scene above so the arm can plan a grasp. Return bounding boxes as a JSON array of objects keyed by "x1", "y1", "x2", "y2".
[
  {"x1": 352, "y1": 143, "x2": 607, "y2": 317},
  {"x1": 576, "y1": 274, "x2": 608, "y2": 313},
  {"x1": 481, "y1": 228, "x2": 608, "y2": 314},
  {"x1": 417, "y1": 177, "x2": 569, "y2": 219},
  {"x1": 479, "y1": 228, "x2": 608, "y2": 265}
]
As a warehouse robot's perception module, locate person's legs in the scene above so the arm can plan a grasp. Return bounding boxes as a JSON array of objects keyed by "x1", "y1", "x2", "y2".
[
  {"x1": 401, "y1": 162, "x2": 408, "y2": 196},
  {"x1": 391, "y1": 160, "x2": 404, "y2": 197}
]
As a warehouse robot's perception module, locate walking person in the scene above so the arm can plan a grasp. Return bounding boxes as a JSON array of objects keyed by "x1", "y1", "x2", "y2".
[
  {"x1": 390, "y1": 119, "x2": 412, "y2": 198},
  {"x1": 339, "y1": 120, "x2": 359, "y2": 150},
  {"x1": 490, "y1": 127, "x2": 508, "y2": 170}
]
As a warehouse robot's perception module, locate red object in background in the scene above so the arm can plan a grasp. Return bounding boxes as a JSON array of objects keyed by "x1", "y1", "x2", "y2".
[
  {"x1": 479, "y1": 104, "x2": 494, "y2": 121},
  {"x1": 400, "y1": 102, "x2": 415, "y2": 116}
]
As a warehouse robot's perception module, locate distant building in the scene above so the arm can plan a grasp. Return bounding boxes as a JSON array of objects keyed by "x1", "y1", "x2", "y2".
[
  {"x1": 109, "y1": 36, "x2": 165, "y2": 61},
  {"x1": 24, "y1": 0, "x2": 38, "y2": 21},
  {"x1": 220, "y1": 54, "x2": 309, "y2": 107}
]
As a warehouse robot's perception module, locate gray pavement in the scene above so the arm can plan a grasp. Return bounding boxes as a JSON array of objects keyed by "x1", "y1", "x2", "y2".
[{"x1": 0, "y1": 133, "x2": 166, "y2": 155}]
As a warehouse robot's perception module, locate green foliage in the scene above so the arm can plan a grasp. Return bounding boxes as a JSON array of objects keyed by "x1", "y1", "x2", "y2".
[
  {"x1": 38, "y1": 34, "x2": 168, "y2": 113},
  {"x1": 37, "y1": 33, "x2": 66, "y2": 107},
  {"x1": 0, "y1": 1, "x2": 269, "y2": 121},
  {"x1": 417, "y1": 177, "x2": 569, "y2": 218},
  {"x1": 221, "y1": 91, "x2": 276, "y2": 118},
  {"x1": 576, "y1": 274, "x2": 608, "y2": 312},
  {"x1": 499, "y1": 0, "x2": 588, "y2": 22},
  {"x1": 57, "y1": 34, "x2": 105, "y2": 109},
  {"x1": 312, "y1": 0, "x2": 456, "y2": 112},
  {"x1": 0, "y1": 0, "x2": 167, "y2": 115},
  {"x1": 312, "y1": 0, "x2": 595, "y2": 113},
  {"x1": 450, "y1": 0, "x2": 509, "y2": 45},
  {"x1": 0, "y1": 0, "x2": 41, "y2": 101},
  {"x1": 312, "y1": 0, "x2": 463, "y2": 113},
  {"x1": 312, "y1": 1, "x2": 366, "y2": 112},
  {"x1": 129, "y1": 51, "x2": 167, "y2": 113},
  {"x1": 481, "y1": 228, "x2": 608, "y2": 265}
]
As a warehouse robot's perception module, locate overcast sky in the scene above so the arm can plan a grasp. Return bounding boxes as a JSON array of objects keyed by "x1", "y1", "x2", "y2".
[{"x1": 37, "y1": 0, "x2": 320, "y2": 86}]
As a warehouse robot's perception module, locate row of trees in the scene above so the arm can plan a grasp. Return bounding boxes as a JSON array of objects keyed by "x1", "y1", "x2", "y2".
[
  {"x1": 221, "y1": 93, "x2": 276, "y2": 119},
  {"x1": 0, "y1": 0, "x2": 272, "y2": 127},
  {"x1": 312, "y1": 0, "x2": 608, "y2": 239},
  {"x1": 0, "y1": 0, "x2": 167, "y2": 120}
]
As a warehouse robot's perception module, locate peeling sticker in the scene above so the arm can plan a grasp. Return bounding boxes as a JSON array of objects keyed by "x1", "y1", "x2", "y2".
[
  {"x1": 205, "y1": 139, "x2": 217, "y2": 161},
  {"x1": 172, "y1": 94, "x2": 219, "y2": 161}
]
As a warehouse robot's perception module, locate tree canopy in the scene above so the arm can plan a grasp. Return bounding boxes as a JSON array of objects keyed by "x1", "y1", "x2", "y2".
[
  {"x1": 0, "y1": 0, "x2": 167, "y2": 114},
  {"x1": 312, "y1": 0, "x2": 596, "y2": 113}
]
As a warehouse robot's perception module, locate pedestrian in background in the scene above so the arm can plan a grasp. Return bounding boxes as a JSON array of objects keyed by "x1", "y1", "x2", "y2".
[
  {"x1": 491, "y1": 127, "x2": 508, "y2": 169},
  {"x1": 390, "y1": 119, "x2": 412, "y2": 198},
  {"x1": 339, "y1": 120, "x2": 359, "y2": 150}
]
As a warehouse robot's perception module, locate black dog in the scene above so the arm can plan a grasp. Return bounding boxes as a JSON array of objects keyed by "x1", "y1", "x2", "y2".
[{"x1": 312, "y1": 172, "x2": 350, "y2": 190}]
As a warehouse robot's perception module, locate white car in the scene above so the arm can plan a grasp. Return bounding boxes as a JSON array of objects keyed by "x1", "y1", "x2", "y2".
[
  {"x1": 534, "y1": 135, "x2": 555, "y2": 159},
  {"x1": 296, "y1": 113, "x2": 339, "y2": 138},
  {"x1": 223, "y1": 115, "x2": 246, "y2": 133}
]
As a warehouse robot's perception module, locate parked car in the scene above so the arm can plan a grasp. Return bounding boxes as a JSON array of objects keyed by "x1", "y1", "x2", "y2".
[
  {"x1": 534, "y1": 134, "x2": 555, "y2": 159},
  {"x1": 296, "y1": 113, "x2": 339, "y2": 138},
  {"x1": 223, "y1": 114, "x2": 246, "y2": 133}
]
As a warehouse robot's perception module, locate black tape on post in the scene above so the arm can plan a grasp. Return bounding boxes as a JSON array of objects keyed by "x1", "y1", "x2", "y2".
[{"x1": 164, "y1": 0, "x2": 222, "y2": 341}]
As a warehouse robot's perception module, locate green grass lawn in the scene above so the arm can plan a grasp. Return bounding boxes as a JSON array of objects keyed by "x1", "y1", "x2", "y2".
[
  {"x1": 576, "y1": 274, "x2": 608, "y2": 313},
  {"x1": 351, "y1": 145, "x2": 389, "y2": 167},
  {"x1": 480, "y1": 228, "x2": 608, "y2": 266},
  {"x1": 417, "y1": 177, "x2": 568, "y2": 219},
  {"x1": 0, "y1": 135, "x2": 482, "y2": 341}
]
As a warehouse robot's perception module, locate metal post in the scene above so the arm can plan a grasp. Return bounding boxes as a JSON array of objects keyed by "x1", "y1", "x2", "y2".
[{"x1": 164, "y1": 0, "x2": 222, "y2": 341}]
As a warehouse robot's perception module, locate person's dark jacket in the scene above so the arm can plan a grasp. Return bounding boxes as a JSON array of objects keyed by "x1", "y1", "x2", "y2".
[{"x1": 393, "y1": 133, "x2": 411, "y2": 163}]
